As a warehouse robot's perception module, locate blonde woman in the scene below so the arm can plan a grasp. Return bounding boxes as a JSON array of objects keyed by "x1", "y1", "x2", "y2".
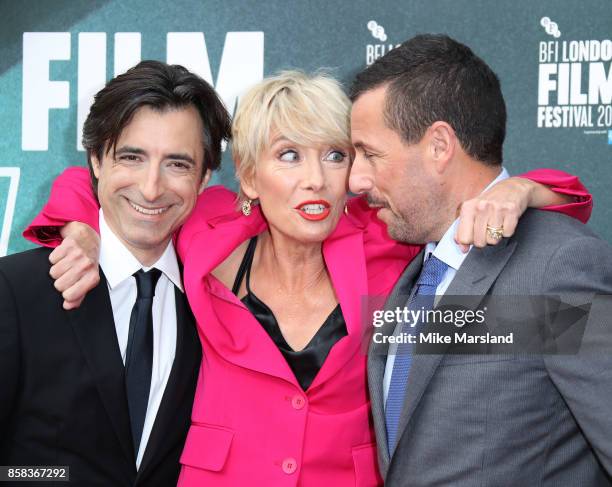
[{"x1": 26, "y1": 70, "x2": 591, "y2": 485}]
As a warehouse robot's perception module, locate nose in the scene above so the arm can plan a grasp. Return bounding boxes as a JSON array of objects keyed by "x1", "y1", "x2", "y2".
[
  {"x1": 140, "y1": 163, "x2": 164, "y2": 202},
  {"x1": 349, "y1": 154, "x2": 374, "y2": 194},
  {"x1": 302, "y1": 158, "x2": 325, "y2": 191}
]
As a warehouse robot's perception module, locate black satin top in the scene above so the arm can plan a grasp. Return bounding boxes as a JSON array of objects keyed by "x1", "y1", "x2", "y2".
[{"x1": 232, "y1": 236, "x2": 348, "y2": 391}]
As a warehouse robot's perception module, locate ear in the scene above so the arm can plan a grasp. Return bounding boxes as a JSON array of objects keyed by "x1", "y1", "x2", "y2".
[
  {"x1": 238, "y1": 165, "x2": 259, "y2": 200},
  {"x1": 426, "y1": 121, "x2": 456, "y2": 173},
  {"x1": 240, "y1": 177, "x2": 259, "y2": 201},
  {"x1": 198, "y1": 168, "x2": 211, "y2": 195},
  {"x1": 91, "y1": 153, "x2": 102, "y2": 179}
]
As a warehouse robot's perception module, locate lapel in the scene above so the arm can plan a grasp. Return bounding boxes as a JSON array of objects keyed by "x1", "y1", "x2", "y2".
[
  {"x1": 137, "y1": 285, "x2": 200, "y2": 481},
  {"x1": 308, "y1": 214, "x2": 368, "y2": 389},
  {"x1": 67, "y1": 271, "x2": 136, "y2": 468},
  {"x1": 392, "y1": 239, "x2": 518, "y2": 454},
  {"x1": 183, "y1": 204, "x2": 300, "y2": 385},
  {"x1": 187, "y1": 208, "x2": 371, "y2": 391},
  {"x1": 204, "y1": 278, "x2": 301, "y2": 386},
  {"x1": 193, "y1": 204, "x2": 267, "y2": 277},
  {"x1": 368, "y1": 249, "x2": 425, "y2": 469}
]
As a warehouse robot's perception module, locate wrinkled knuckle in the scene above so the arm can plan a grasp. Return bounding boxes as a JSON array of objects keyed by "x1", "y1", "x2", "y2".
[
  {"x1": 460, "y1": 205, "x2": 473, "y2": 218},
  {"x1": 476, "y1": 200, "x2": 490, "y2": 212},
  {"x1": 73, "y1": 260, "x2": 86, "y2": 274},
  {"x1": 463, "y1": 199, "x2": 477, "y2": 211},
  {"x1": 503, "y1": 202, "x2": 517, "y2": 213}
]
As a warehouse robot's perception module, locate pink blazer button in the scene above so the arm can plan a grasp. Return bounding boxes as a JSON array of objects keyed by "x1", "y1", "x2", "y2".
[
  {"x1": 282, "y1": 457, "x2": 298, "y2": 474},
  {"x1": 291, "y1": 395, "x2": 305, "y2": 410}
]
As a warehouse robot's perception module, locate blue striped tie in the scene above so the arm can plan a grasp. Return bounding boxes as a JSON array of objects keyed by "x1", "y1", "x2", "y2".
[{"x1": 385, "y1": 254, "x2": 448, "y2": 455}]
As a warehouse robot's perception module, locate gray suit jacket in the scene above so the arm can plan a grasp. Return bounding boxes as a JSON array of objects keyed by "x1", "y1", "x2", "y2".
[{"x1": 369, "y1": 210, "x2": 612, "y2": 486}]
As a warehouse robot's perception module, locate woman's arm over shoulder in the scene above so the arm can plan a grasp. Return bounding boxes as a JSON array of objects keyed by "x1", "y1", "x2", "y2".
[
  {"x1": 23, "y1": 166, "x2": 99, "y2": 248},
  {"x1": 517, "y1": 168, "x2": 592, "y2": 223}
]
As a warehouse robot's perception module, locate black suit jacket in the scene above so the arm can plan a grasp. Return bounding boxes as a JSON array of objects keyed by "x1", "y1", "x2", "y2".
[{"x1": 0, "y1": 247, "x2": 201, "y2": 486}]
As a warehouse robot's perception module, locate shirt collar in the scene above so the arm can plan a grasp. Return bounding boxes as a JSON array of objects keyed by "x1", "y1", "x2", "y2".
[
  {"x1": 98, "y1": 209, "x2": 183, "y2": 292},
  {"x1": 424, "y1": 166, "x2": 510, "y2": 270}
]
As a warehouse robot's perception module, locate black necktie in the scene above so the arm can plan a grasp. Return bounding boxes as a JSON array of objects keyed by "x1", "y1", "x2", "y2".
[{"x1": 125, "y1": 268, "x2": 162, "y2": 455}]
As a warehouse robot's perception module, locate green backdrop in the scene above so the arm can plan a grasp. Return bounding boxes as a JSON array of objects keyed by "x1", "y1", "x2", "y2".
[{"x1": 1, "y1": 0, "x2": 611, "y2": 255}]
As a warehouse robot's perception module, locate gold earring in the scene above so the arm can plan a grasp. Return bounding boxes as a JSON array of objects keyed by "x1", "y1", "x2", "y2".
[{"x1": 241, "y1": 199, "x2": 252, "y2": 216}]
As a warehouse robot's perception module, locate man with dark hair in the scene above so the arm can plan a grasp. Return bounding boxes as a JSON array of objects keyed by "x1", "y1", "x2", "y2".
[
  {"x1": 0, "y1": 61, "x2": 231, "y2": 486},
  {"x1": 350, "y1": 34, "x2": 612, "y2": 486},
  {"x1": 352, "y1": 34, "x2": 506, "y2": 166},
  {"x1": 83, "y1": 60, "x2": 230, "y2": 194}
]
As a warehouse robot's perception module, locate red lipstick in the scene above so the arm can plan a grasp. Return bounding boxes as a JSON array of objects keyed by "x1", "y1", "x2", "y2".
[{"x1": 294, "y1": 200, "x2": 331, "y2": 221}]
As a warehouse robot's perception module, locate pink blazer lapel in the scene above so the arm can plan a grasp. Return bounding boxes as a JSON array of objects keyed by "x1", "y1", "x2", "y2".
[
  {"x1": 308, "y1": 214, "x2": 369, "y2": 390},
  {"x1": 184, "y1": 209, "x2": 369, "y2": 391},
  {"x1": 203, "y1": 276, "x2": 301, "y2": 387},
  {"x1": 184, "y1": 205, "x2": 300, "y2": 387},
  {"x1": 185, "y1": 204, "x2": 267, "y2": 277}
]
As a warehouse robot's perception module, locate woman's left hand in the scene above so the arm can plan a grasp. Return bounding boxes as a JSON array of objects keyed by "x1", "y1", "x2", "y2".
[{"x1": 454, "y1": 177, "x2": 571, "y2": 252}]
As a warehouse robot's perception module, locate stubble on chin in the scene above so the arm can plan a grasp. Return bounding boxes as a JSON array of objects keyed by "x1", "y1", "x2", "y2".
[
  {"x1": 387, "y1": 225, "x2": 428, "y2": 245},
  {"x1": 386, "y1": 191, "x2": 454, "y2": 245},
  {"x1": 384, "y1": 210, "x2": 429, "y2": 245}
]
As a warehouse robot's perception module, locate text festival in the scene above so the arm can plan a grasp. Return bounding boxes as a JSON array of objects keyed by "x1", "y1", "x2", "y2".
[{"x1": 538, "y1": 39, "x2": 612, "y2": 128}]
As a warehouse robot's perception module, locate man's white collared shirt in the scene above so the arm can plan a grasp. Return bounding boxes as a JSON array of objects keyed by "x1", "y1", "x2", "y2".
[
  {"x1": 383, "y1": 168, "x2": 510, "y2": 405},
  {"x1": 99, "y1": 209, "x2": 181, "y2": 469}
]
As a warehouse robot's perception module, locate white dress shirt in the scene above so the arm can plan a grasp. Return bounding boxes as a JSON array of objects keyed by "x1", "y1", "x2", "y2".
[
  {"x1": 99, "y1": 209, "x2": 181, "y2": 469},
  {"x1": 383, "y1": 168, "x2": 509, "y2": 405}
]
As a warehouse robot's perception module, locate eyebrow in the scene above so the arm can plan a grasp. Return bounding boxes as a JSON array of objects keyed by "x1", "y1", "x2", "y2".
[
  {"x1": 353, "y1": 141, "x2": 375, "y2": 152},
  {"x1": 115, "y1": 146, "x2": 196, "y2": 165},
  {"x1": 165, "y1": 153, "x2": 196, "y2": 165},
  {"x1": 269, "y1": 135, "x2": 292, "y2": 146},
  {"x1": 115, "y1": 145, "x2": 147, "y2": 156}
]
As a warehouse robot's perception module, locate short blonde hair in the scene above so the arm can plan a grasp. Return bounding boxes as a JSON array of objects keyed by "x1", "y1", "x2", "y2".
[{"x1": 232, "y1": 70, "x2": 351, "y2": 202}]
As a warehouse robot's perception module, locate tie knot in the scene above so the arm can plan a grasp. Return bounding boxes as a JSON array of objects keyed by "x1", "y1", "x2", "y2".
[
  {"x1": 133, "y1": 268, "x2": 162, "y2": 299},
  {"x1": 416, "y1": 255, "x2": 448, "y2": 289}
]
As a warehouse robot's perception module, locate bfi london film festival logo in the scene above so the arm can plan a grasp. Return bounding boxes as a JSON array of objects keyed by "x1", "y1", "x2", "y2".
[
  {"x1": 365, "y1": 21, "x2": 400, "y2": 66},
  {"x1": 537, "y1": 16, "x2": 612, "y2": 143}
]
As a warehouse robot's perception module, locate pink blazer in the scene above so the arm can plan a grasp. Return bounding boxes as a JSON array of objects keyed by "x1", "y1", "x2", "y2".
[
  {"x1": 24, "y1": 167, "x2": 592, "y2": 486},
  {"x1": 173, "y1": 186, "x2": 419, "y2": 486}
]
